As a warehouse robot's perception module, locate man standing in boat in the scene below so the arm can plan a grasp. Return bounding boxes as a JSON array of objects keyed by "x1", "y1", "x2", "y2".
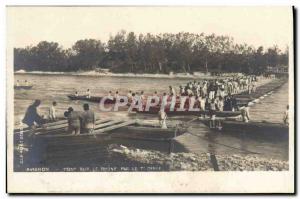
[
  {"x1": 179, "y1": 85, "x2": 184, "y2": 96},
  {"x1": 86, "y1": 89, "x2": 91, "y2": 99},
  {"x1": 208, "y1": 98, "x2": 217, "y2": 128},
  {"x1": 65, "y1": 107, "x2": 81, "y2": 135},
  {"x1": 108, "y1": 91, "x2": 114, "y2": 100},
  {"x1": 241, "y1": 104, "x2": 250, "y2": 123},
  {"x1": 283, "y1": 105, "x2": 289, "y2": 125},
  {"x1": 127, "y1": 90, "x2": 132, "y2": 101},
  {"x1": 49, "y1": 101, "x2": 57, "y2": 121},
  {"x1": 114, "y1": 91, "x2": 119, "y2": 100},
  {"x1": 158, "y1": 109, "x2": 167, "y2": 129},
  {"x1": 169, "y1": 86, "x2": 176, "y2": 96},
  {"x1": 81, "y1": 103, "x2": 95, "y2": 134},
  {"x1": 22, "y1": 99, "x2": 44, "y2": 129}
]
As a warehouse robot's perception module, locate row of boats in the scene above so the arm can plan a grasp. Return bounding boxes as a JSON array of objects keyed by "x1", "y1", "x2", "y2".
[
  {"x1": 14, "y1": 117, "x2": 288, "y2": 169},
  {"x1": 14, "y1": 118, "x2": 188, "y2": 158},
  {"x1": 14, "y1": 78, "x2": 288, "y2": 155},
  {"x1": 14, "y1": 116, "x2": 288, "y2": 155},
  {"x1": 67, "y1": 78, "x2": 287, "y2": 117},
  {"x1": 67, "y1": 94, "x2": 242, "y2": 117}
]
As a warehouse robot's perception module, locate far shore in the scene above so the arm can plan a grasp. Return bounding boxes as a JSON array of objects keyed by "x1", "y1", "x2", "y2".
[{"x1": 14, "y1": 70, "x2": 242, "y2": 79}]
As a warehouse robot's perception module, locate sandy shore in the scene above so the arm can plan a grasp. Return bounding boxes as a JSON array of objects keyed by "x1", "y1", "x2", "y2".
[
  {"x1": 109, "y1": 145, "x2": 288, "y2": 171},
  {"x1": 15, "y1": 70, "x2": 238, "y2": 79}
]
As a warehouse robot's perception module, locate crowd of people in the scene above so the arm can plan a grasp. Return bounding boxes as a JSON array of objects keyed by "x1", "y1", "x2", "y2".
[
  {"x1": 72, "y1": 75, "x2": 258, "y2": 115},
  {"x1": 16, "y1": 80, "x2": 30, "y2": 87},
  {"x1": 170, "y1": 75, "x2": 258, "y2": 112}
]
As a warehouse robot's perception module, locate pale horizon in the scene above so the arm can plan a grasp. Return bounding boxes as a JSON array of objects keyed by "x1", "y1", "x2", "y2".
[{"x1": 7, "y1": 6, "x2": 293, "y2": 51}]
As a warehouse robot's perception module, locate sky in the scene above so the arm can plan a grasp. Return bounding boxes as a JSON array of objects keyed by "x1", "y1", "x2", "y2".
[{"x1": 7, "y1": 6, "x2": 293, "y2": 50}]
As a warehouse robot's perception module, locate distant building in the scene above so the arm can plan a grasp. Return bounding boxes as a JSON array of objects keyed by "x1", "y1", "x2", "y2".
[
  {"x1": 95, "y1": 68, "x2": 110, "y2": 73},
  {"x1": 193, "y1": 71, "x2": 211, "y2": 77},
  {"x1": 266, "y1": 66, "x2": 288, "y2": 74}
]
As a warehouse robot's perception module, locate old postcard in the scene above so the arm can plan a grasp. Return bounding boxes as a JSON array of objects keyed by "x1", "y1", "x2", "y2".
[{"x1": 6, "y1": 6, "x2": 294, "y2": 193}]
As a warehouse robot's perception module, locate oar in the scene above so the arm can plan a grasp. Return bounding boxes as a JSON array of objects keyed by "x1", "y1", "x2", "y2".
[
  {"x1": 41, "y1": 120, "x2": 137, "y2": 138},
  {"x1": 94, "y1": 120, "x2": 137, "y2": 134},
  {"x1": 93, "y1": 119, "x2": 123, "y2": 130},
  {"x1": 14, "y1": 119, "x2": 69, "y2": 133},
  {"x1": 186, "y1": 118, "x2": 199, "y2": 124}
]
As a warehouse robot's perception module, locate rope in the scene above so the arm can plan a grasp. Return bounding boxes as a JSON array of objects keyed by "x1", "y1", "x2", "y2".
[{"x1": 186, "y1": 131, "x2": 262, "y2": 155}]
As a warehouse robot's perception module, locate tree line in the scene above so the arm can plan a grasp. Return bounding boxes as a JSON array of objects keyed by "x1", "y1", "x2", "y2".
[{"x1": 14, "y1": 30, "x2": 289, "y2": 74}]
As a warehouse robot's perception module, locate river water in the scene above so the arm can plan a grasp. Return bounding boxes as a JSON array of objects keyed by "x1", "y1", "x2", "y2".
[{"x1": 14, "y1": 74, "x2": 289, "y2": 168}]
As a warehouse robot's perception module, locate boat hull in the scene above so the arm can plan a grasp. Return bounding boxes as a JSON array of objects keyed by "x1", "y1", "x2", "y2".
[
  {"x1": 14, "y1": 85, "x2": 33, "y2": 90},
  {"x1": 200, "y1": 119, "x2": 288, "y2": 138},
  {"x1": 108, "y1": 125, "x2": 187, "y2": 141},
  {"x1": 23, "y1": 123, "x2": 188, "y2": 146},
  {"x1": 135, "y1": 107, "x2": 241, "y2": 117},
  {"x1": 67, "y1": 95, "x2": 116, "y2": 103}
]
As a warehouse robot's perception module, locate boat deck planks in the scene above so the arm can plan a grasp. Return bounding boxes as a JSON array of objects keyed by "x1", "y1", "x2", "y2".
[
  {"x1": 93, "y1": 120, "x2": 137, "y2": 134},
  {"x1": 15, "y1": 118, "x2": 187, "y2": 143}
]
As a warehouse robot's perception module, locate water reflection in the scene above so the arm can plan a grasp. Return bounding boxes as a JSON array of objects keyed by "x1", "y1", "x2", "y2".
[{"x1": 14, "y1": 135, "x2": 187, "y2": 171}]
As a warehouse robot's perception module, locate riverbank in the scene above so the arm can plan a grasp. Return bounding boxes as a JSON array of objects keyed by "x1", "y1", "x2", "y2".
[
  {"x1": 109, "y1": 145, "x2": 289, "y2": 171},
  {"x1": 15, "y1": 70, "x2": 239, "y2": 79}
]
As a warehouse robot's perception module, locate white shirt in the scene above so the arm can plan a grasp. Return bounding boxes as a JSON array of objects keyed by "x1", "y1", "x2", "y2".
[
  {"x1": 49, "y1": 106, "x2": 56, "y2": 120},
  {"x1": 180, "y1": 88, "x2": 185, "y2": 95},
  {"x1": 162, "y1": 96, "x2": 168, "y2": 105},
  {"x1": 159, "y1": 110, "x2": 167, "y2": 120},
  {"x1": 108, "y1": 93, "x2": 113, "y2": 100},
  {"x1": 86, "y1": 91, "x2": 91, "y2": 98},
  {"x1": 189, "y1": 97, "x2": 195, "y2": 106},
  {"x1": 171, "y1": 88, "x2": 176, "y2": 96},
  {"x1": 199, "y1": 98, "x2": 206, "y2": 110}
]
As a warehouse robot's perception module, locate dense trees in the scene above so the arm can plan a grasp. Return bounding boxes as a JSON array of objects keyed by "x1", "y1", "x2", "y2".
[{"x1": 14, "y1": 31, "x2": 289, "y2": 74}]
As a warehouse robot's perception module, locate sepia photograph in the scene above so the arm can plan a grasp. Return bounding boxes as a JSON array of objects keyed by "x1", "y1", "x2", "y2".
[{"x1": 6, "y1": 6, "x2": 294, "y2": 193}]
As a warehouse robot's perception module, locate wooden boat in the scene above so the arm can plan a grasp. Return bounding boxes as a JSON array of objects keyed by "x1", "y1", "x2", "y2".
[
  {"x1": 67, "y1": 95, "x2": 125, "y2": 103},
  {"x1": 234, "y1": 78, "x2": 287, "y2": 100},
  {"x1": 15, "y1": 119, "x2": 188, "y2": 144},
  {"x1": 134, "y1": 106, "x2": 241, "y2": 117},
  {"x1": 233, "y1": 79, "x2": 288, "y2": 108},
  {"x1": 14, "y1": 119, "x2": 188, "y2": 167},
  {"x1": 199, "y1": 118, "x2": 288, "y2": 138},
  {"x1": 14, "y1": 85, "x2": 33, "y2": 90}
]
